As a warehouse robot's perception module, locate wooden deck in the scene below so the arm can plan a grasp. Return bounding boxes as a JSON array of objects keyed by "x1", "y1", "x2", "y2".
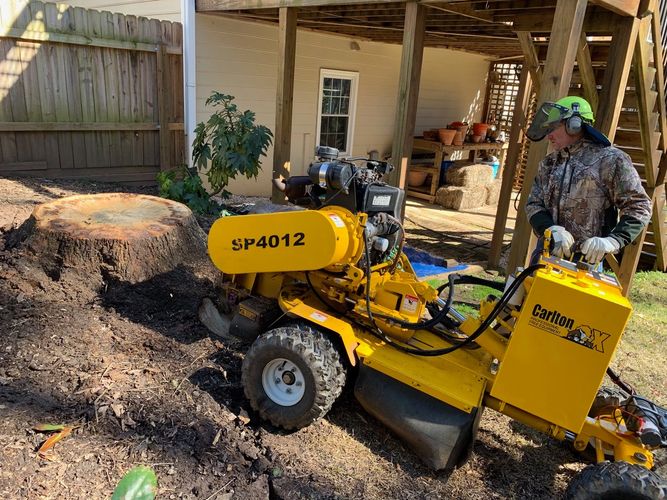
[{"x1": 403, "y1": 192, "x2": 518, "y2": 267}]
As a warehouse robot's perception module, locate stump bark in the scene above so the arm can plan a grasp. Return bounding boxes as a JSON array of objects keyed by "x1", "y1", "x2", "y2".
[{"x1": 8, "y1": 193, "x2": 207, "y2": 283}]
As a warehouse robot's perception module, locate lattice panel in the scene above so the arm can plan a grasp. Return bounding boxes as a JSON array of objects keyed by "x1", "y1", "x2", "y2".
[
  {"x1": 485, "y1": 63, "x2": 523, "y2": 134},
  {"x1": 513, "y1": 91, "x2": 537, "y2": 191}
]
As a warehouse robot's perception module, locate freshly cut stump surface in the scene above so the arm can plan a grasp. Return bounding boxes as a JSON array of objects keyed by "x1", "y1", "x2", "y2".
[{"x1": 9, "y1": 193, "x2": 206, "y2": 283}]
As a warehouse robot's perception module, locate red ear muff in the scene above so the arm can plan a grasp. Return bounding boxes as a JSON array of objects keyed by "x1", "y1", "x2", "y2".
[{"x1": 565, "y1": 115, "x2": 582, "y2": 135}]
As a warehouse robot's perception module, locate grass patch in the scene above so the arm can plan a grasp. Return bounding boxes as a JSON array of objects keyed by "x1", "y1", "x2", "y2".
[{"x1": 613, "y1": 271, "x2": 667, "y2": 405}]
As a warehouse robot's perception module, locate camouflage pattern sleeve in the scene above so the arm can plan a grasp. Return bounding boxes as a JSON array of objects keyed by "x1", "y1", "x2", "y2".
[
  {"x1": 609, "y1": 153, "x2": 651, "y2": 223},
  {"x1": 607, "y1": 151, "x2": 652, "y2": 246}
]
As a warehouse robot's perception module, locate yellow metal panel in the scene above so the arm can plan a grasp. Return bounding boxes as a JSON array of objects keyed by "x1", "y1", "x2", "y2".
[
  {"x1": 253, "y1": 273, "x2": 284, "y2": 299},
  {"x1": 280, "y1": 298, "x2": 360, "y2": 366},
  {"x1": 491, "y1": 266, "x2": 632, "y2": 433},
  {"x1": 208, "y1": 210, "x2": 352, "y2": 274},
  {"x1": 356, "y1": 337, "x2": 488, "y2": 413}
]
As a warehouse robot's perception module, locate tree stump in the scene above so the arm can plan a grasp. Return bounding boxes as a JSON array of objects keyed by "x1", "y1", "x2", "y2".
[{"x1": 8, "y1": 193, "x2": 207, "y2": 283}]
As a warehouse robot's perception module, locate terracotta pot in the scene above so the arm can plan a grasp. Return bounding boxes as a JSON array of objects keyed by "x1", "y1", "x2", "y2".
[
  {"x1": 422, "y1": 129, "x2": 438, "y2": 141},
  {"x1": 438, "y1": 128, "x2": 456, "y2": 145},
  {"x1": 453, "y1": 124, "x2": 468, "y2": 137},
  {"x1": 471, "y1": 134, "x2": 483, "y2": 143},
  {"x1": 407, "y1": 170, "x2": 428, "y2": 187},
  {"x1": 453, "y1": 130, "x2": 464, "y2": 146},
  {"x1": 472, "y1": 123, "x2": 489, "y2": 138}
]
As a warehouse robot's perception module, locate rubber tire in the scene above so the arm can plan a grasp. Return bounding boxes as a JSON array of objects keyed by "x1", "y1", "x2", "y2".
[
  {"x1": 241, "y1": 323, "x2": 346, "y2": 430},
  {"x1": 565, "y1": 461, "x2": 667, "y2": 500},
  {"x1": 589, "y1": 386, "x2": 629, "y2": 418}
]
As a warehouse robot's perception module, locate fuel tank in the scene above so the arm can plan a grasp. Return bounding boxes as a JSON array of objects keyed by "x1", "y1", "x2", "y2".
[{"x1": 207, "y1": 208, "x2": 360, "y2": 274}]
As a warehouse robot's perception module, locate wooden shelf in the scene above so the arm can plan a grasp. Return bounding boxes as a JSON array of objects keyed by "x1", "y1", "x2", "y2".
[
  {"x1": 413, "y1": 138, "x2": 507, "y2": 156},
  {"x1": 406, "y1": 138, "x2": 509, "y2": 203}
]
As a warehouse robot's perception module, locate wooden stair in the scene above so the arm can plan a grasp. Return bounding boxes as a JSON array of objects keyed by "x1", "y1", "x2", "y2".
[
  {"x1": 495, "y1": 1, "x2": 667, "y2": 293},
  {"x1": 614, "y1": 4, "x2": 667, "y2": 283}
]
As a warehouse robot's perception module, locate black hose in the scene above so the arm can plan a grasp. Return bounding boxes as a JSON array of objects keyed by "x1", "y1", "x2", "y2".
[
  {"x1": 606, "y1": 366, "x2": 636, "y2": 395},
  {"x1": 437, "y1": 274, "x2": 505, "y2": 294},
  {"x1": 375, "y1": 272, "x2": 504, "y2": 331},
  {"x1": 362, "y1": 254, "x2": 544, "y2": 356}
]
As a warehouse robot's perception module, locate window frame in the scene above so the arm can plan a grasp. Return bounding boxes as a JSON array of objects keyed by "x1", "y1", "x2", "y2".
[{"x1": 315, "y1": 68, "x2": 359, "y2": 156}]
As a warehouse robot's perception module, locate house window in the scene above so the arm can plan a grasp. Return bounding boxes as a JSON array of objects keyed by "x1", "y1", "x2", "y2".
[{"x1": 316, "y1": 69, "x2": 359, "y2": 155}]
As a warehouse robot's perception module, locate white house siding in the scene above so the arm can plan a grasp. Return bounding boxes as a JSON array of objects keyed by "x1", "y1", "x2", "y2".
[
  {"x1": 197, "y1": 15, "x2": 490, "y2": 196},
  {"x1": 47, "y1": 0, "x2": 181, "y2": 22}
]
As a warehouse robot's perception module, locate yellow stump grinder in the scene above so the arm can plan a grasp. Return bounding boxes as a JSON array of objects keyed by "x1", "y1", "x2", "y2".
[{"x1": 203, "y1": 146, "x2": 667, "y2": 498}]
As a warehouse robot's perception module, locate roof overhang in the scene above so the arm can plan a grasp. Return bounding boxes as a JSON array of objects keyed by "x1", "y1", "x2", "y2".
[{"x1": 194, "y1": 0, "x2": 642, "y2": 59}]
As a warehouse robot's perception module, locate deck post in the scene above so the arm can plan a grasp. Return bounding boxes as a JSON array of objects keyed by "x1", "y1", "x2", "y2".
[
  {"x1": 506, "y1": 0, "x2": 588, "y2": 273},
  {"x1": 389, "y1": 1, "x2": 425, "y2": 200},
  {"x1": 271, "y1": 7, "x2": 297, "y2": 203},
  {"x1": 488, "y1": 64, "x2": 532, "y2": 269}
]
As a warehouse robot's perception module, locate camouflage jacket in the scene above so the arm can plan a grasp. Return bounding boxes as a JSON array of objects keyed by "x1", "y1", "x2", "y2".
[{"x1": 525, "y1": 138, "x2": 651, "y2": 250}]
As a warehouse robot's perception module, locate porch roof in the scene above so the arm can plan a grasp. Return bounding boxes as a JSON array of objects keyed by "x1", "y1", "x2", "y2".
[{"x1": 194, "y1": 0, "x2": 638, "y2": 59}]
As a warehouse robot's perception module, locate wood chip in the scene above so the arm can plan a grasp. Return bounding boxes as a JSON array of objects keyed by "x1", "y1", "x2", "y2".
[{"x1": 237, "y1": 410, "x2": 251, "y2": 425}]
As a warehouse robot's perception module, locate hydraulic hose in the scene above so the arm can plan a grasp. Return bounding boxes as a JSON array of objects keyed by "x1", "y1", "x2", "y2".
[
  {"x1": 363, "y1": 253, "x2": 544, "y2": 356},
  {"x1": 375, "y1": 272, "x2": 505, "y2": 331}
]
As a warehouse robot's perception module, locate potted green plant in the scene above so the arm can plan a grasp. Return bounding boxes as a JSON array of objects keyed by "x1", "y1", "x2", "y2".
[{"x1": 192, "y1": 92, "x2": 273, "y2": 198}]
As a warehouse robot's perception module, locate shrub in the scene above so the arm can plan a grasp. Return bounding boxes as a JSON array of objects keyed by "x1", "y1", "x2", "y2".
[
  {"x1": 156, "y1": 166, "x2": 218, "y2": 215},
  {"x1": 191, "y1": 92, "x2": 273, "y2": 198}
]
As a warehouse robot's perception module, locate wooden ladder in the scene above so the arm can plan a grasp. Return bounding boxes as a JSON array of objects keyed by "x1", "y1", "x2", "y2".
[
  {"x1": 495, "y1": 1, "x2": 667, "y2": 295},
  {"x1": 612, "y1": 2, "x2": 667, "y2": 292}
]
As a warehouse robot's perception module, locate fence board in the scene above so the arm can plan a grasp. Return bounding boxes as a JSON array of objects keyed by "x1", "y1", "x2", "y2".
[
  {"x1": 0, "y1": 39, "x2": 18, "y2": 163},
  {"x1": 0, "y1": 1, "x2": 184, "y2": 181},
  {"x1": 72, "y1": 7, "x2": 96, "y2": 170},
  {"x1": 44, "y1": 3, "x2": 74, "y2": 169},
  {"x1": 17, "y1": 41, "x2": 45, "y2": 163}
]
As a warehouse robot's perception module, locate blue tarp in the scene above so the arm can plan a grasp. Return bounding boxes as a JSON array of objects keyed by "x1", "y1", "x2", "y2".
[{"x1": 403, "y1": 246, "x2": 468, "y2": 278}]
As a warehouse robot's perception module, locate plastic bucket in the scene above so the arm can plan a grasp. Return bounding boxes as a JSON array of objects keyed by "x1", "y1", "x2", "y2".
[
  {"x1": 440, "y1": 160, "x2": 454, "y2": 185},
  {"x1": 491, "y1": 161, "x2": 500, "y2": 179},
  {"x1": 481, "y1": 157, "x2": 500, "y2": 180}
]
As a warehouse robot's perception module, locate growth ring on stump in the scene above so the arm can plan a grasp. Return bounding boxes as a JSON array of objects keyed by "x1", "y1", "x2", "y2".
[{"x1": 13, "y1": 193, "x2": 206, "y2": 283}]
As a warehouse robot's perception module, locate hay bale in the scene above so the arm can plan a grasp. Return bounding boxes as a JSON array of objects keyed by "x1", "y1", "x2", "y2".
[
  {"x1": 445, "y1": 163, "x2": 493, "y2": 187},
  {"x1": 485, "y1": 179, "x2": 502, "y2": 205},
  {"x1": 435, "y1": 185, "x2": 487, "y2": 210}
]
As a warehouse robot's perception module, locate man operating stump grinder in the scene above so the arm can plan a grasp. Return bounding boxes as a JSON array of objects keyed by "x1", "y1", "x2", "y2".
[{"x1": 525, "y1": 96, "x2": 652, "y2": 266}]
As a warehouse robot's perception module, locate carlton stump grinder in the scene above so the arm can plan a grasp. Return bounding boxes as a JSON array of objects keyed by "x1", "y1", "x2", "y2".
[{"x1": 202, "y1": 146, "x2": 667, "y2": 498}]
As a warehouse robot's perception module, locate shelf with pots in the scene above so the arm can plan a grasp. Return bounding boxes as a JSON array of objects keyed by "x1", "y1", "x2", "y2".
[{"x1": 407, "y1": 127, "x2": 508, "y2": 203}]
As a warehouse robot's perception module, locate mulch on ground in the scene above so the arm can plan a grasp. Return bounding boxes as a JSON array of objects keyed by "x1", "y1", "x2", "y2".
[{"x1": 0, "y1": 176, "x2": 585, "y2": 499}]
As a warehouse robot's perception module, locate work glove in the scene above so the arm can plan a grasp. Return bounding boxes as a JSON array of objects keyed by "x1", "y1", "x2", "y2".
[
  {"x1": 548, "y1": 225, "x2": 574, "y2": 258},
  {"x1": 581, "y1": 236, "x2": 621, "y2": 264}
]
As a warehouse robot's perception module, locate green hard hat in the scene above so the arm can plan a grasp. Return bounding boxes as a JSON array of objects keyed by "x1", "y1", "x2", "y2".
[{"x1": 545, "y1": 96, "x2": 595, "y2": 126}]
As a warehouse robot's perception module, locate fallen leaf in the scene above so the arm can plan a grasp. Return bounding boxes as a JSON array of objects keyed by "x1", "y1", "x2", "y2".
[
  {"x1": 33, "y1": 423, "x2": 67, "y2": 432},
  {"x1": 37, "y1": 426, "x2": 74, "y2": 459},
  {"x1": 121, "y1": 415, "x2": 137, "y2": 430},
  {"x1": 212, "y1": 428, "x2": 222, "y2": 446},
  {"x1": 111, "y1": 403, "x2": 125, "y2": 418}
]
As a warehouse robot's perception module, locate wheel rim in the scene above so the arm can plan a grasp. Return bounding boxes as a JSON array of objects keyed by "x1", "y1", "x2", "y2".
[{"x1": 261, "y1": 358, "x2": 306, "y2": 406}]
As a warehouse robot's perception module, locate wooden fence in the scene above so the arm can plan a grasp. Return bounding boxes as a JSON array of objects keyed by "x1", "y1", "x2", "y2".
[{"x1": 0, "y1": 1, "x2": 184, "y2": 185}]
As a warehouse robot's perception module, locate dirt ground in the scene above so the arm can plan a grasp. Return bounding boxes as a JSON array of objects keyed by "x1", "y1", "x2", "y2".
[{"x1": 0, "y1": 176, "x2": 641, "y2": 499}]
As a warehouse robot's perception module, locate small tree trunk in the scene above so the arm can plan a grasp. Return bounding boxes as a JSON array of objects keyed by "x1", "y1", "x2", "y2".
[{"x1": 8, "y1": 193, "x2": 206, "y2": 283}]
